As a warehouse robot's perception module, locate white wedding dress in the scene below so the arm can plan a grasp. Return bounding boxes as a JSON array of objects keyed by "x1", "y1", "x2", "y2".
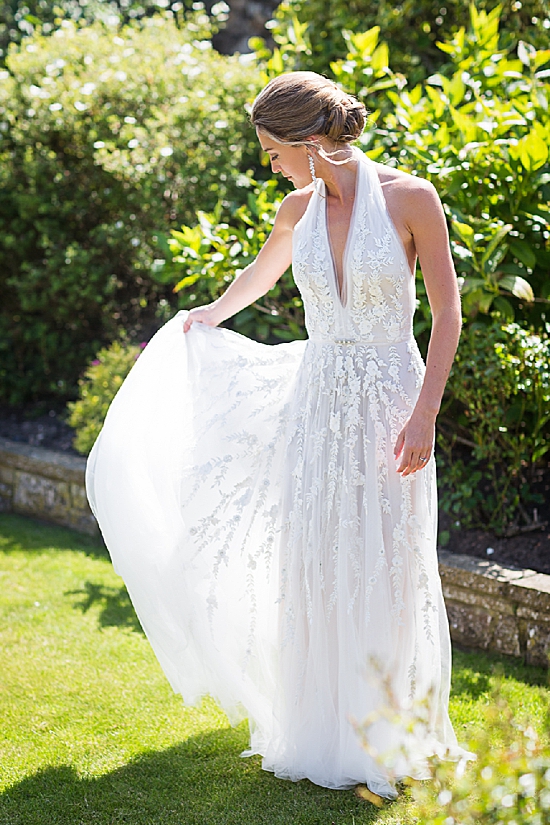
[{"x1": 87, "y1": 149, "x2": 465, "y2": 797}]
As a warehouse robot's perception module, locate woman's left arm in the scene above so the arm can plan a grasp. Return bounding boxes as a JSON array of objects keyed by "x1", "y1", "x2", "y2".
[{"x1": 394, "y1": 180, "x2": 462, "y2": 476}]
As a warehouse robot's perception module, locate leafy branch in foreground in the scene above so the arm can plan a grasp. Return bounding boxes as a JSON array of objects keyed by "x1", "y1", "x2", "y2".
[{"x1": 355, "y1": 674, "x2": 550, "y2": 824}]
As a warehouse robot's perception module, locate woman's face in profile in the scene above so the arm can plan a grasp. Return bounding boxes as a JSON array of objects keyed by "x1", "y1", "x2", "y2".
[{"x1": 256, "y1": 129, "x2": 312, "y2": 189}]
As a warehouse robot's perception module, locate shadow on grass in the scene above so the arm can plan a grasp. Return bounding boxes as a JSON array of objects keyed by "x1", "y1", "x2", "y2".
[
  {"x1": 0, "y1": 512, "x2": 108, "y2": 560},
  {"x1": 0, "y1": 728, "x2": 392, "y2": 825},
  {"x1": 452, "y1": 646, "x2": 549, "y2": 695},
  {"x1": 66, "y1": 581, "x2": 144, "y2": 635}
]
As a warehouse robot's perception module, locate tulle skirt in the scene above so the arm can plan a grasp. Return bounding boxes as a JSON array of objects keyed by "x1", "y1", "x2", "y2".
[{"x1": 87, "y1": 310, "x2": 467, "y2": 797}]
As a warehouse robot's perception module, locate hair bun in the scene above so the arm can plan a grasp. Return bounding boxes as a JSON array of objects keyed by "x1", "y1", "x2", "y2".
[{"x1": 324, "y1": 96, "x2": 365, "y2": 144}]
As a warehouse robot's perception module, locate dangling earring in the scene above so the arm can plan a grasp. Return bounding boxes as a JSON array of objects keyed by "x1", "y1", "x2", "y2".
[{"x1": 308, "y1": 152, "x2": 317, "y2": 184}]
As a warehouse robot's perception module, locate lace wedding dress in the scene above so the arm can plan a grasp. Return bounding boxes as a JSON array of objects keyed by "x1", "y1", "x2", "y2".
[{"x1": 87, "y1": 149, "x2": 465, "y2": 797}]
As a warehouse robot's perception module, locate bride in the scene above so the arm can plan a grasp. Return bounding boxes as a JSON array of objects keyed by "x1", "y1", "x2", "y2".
[{"x1": 87, "y1": 71, "x2": 465, "y2": 797}]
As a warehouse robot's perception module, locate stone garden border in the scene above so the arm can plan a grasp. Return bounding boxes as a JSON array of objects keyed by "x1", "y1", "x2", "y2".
[
  {"x1": 0, "y1": 436, "x2": 97, "y2": 537},
  {"x1": 439, "y1": 549, "x2": 550, "y2": 668},
  {"x1": 0, "y1": 437, "x2": 548, "y2": 667}
]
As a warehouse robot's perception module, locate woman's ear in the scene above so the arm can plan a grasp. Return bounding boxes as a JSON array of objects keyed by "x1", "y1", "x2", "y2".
[{"x1": 304, "y1": 139, "x2": 321, "y2": 157}]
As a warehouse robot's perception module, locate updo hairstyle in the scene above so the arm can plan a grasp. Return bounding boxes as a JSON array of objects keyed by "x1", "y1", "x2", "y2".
[{"x1": 250, "y1": 72, "x2": 366, "y2": 150}]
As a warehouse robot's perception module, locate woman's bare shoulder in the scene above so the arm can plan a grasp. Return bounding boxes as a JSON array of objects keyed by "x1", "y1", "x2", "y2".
[
  {"x1": 373, "y1": 161, "x2": 443, "y2": 228},
  {"x1": 374, "y1": 161, "x2": 436, "y2": 193},
  {"x1": 276, "y1": 185, "x2": 316, "y2": 230}
]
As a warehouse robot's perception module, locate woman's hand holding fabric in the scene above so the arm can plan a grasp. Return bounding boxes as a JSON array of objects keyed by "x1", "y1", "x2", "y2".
[{"x1": 183, "y1": 304, "x2": 222, "y2": 333}]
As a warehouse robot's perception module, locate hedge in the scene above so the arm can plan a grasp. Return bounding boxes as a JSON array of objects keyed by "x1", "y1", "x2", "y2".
[{"x1": 0, "y1": 11, "x2": 261, "y2": 406}]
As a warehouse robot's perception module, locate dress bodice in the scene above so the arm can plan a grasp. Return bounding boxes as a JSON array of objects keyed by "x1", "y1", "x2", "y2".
[{"x1": 292, "y1": 149, "x2": 415, "y2": 345}]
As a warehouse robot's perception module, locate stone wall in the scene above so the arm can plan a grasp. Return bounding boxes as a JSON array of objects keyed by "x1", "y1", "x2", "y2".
[
  {"x1": 0, "y1": 436, "x2": 549, "y2": 667},
  {"x1": 440, "y1": 549, "x2": 550, "y2": 668},
  {"x1": 0, "y1": 437, "x2": 97, "y2": 536}
]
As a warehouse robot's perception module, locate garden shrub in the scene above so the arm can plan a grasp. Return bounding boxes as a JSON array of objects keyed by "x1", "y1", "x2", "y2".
[
  {"x1": 268, "y1": 0, "x2": 550, "y2": 86},
  {"x1": 438, "y1": 319, "x2": 550, "y2": 534},
  {"x1": 67, "y1": 339, "x2": 143, "y2": 455},
  {"x1": 155, "y1": 177, "x2": 306, "y2": 342},
  {"x1": 362, "y1": 4, "x2": 550, "y2": 328},
  {"x1": 0, "y1": 11, "x2": 262, "y2": 406},
  {"x1": 0, "y1": 0, "x2": 201, "y2": 64},
  {"x1": 355, "y1": 667, "x2": 550, "y2": 820}
]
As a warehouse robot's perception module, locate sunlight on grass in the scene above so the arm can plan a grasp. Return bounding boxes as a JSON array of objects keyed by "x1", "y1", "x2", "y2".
[{"x1": 0, "y1": 513, "x2": 548, "y2": 825}]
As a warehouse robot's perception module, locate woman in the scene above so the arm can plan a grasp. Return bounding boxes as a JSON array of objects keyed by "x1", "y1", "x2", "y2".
[{"x1": 87, "y1": 71, "x2": 465, "y2": 797}]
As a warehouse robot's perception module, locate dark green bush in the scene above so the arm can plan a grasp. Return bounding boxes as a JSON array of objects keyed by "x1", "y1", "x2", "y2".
[
  {"x1": 438, "y1": 319, "x2": 550, "y2": 534},
  {"x1": 0, "y1": 12, "x2": 261, "y2": 406}
]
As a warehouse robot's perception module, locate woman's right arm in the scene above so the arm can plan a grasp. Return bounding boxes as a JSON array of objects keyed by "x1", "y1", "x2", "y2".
[{"x1": 182, "y1": 194, "x2": 301, "y2": 333}]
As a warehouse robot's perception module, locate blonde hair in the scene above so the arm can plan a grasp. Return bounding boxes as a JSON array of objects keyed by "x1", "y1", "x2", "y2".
[{"x1": 250, "y1": 72, "x2": 366, "y2": 150}]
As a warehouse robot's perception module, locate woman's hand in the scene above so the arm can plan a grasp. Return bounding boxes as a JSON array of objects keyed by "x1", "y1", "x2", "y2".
[
  {"x1": 394, "y1": 408, "x2": 436, "y2": 476},
  {"x1": 183, "y1": 304, "x2": 221, "y2": 333}
]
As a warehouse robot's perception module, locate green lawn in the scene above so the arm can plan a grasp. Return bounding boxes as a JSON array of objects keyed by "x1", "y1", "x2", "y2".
[{"x1": 0, "y1": 513, "x2": 548, "y2": 825}]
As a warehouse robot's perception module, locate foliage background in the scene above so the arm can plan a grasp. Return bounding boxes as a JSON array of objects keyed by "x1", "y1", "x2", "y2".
[
  {"x1": 0, "y1": 10, "x2": 262, "y2": 406},
  {"x1": 0, "y1": 0, "x2": 202, "y2": 63},
  {"x1": 270, "y1": 0, "x2": 550, "y2": 85}
]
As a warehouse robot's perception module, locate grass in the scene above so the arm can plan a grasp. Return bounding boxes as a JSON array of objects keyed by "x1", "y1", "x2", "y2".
[{"x1": 0, "y1": 513, "x2": 548, "y2": 825}]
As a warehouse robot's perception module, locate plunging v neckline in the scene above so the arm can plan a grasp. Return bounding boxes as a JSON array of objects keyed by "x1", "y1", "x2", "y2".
[{"x1": 324, "y1": 154, "x2": 361, "y2": 309}]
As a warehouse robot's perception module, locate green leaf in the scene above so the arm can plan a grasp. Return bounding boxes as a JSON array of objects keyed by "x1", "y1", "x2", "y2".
[
  {"x1": 492, "y1": 295, "x2": 515, "y2": 321},
  {"x1": 534, "y1": 48, "x2": 550, "y2": 69},
  {"x1": 435, "y1": 41, "x2": 456, "y2": 56},
  {"x1": 452, "y1": 221, "x2": 475, "y2": 246},
  {"x1": 174, "y1": 273, "x2": 200, "y2": 292},
  {"x1": 170, "y1": 225, "x2": 203, "y2": 252},
  {"x1": 268, "y1": 49, "x2": 284, "y2": 74},
  {"x1": 344, "y1": 27, "x2": 380, "y2": 57},
  {"x1": 448, "y1": 72, "x2": 465, "y2": 106},
  {"x1": 371, "y1": 43, "x2": 389, "y2": 73},
  {"x1": 518, "y1": 130, "x2": 548, "y2": 172},
  {"x1": 478, "y1": 291, "x2": 495, "y2": 313},
  {"x1": 365, "y1": 146, "x2": 385, "y2": 160},
  {"x1": 499, "y1": 275, "x2": 534, "y2": 301},
  {"x1": 425, "y1": 85, "x2": 446, "y2": 119},
  {"x1": 460, "y1": 277, "x2": 487, "y2": 293},
  {"x1": 509, "y1": 240, "x2": 536, "y2": 269},
  {"x1": 449, "y1": 106, "x2": 477, "y2": 142},
  {"x1": 480, "y1": 224, "x2": 512, "y2": 267},
  {"x1": 484, "y1": 243, "x2": 508, "y2": 274},
  {"x1": 517, "y1": 40, "x2": 536, "y2": 66}
]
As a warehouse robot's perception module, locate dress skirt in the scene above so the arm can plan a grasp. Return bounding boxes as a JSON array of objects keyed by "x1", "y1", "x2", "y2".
[{"x1": 87, "y1": 310, "x2": 466, "y2": 797}]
